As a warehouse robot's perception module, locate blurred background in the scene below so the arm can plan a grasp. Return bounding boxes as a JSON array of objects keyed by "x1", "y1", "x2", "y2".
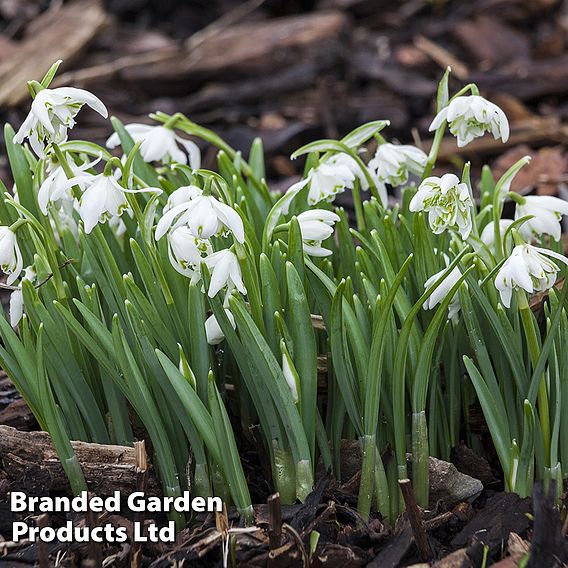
[{"x1": 0, "y1": 0, "x2": 567, "y2": 203}]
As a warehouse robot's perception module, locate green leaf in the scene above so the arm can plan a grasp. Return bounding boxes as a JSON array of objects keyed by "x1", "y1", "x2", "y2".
[{"x1": 340, "y1": 120, "x2": 390, "y2": 148}]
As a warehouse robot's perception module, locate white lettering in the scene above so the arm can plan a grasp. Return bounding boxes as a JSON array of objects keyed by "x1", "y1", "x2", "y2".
[
  {"x1": 10, "y1": 492, "x2": 27, "y2": 512},
  {"x1": 128, "y1": 492, "x2": 146, "y2": 512},
  {"x1": 12, "y1": 522, "x2": 29, "y2": 541}
]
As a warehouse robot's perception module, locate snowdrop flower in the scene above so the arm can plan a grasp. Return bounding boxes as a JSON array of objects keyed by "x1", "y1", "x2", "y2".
[
  {"x1": 429, "y1": 95, "x2": 509, "y2": 148},
  {"x1": 9, "y1": 266, "x2": 35, "y2": 328},
  {"x1": 304, "y1": 154, "x2": 366, "y2": 206},
  {"x1": 106, "y1": 124, "x2": 200, "y2": 167},
  {"x1": 38, "y1": 155, "x2": 100, "y2": 215},
  {"x1": 167, "y1": 226, "x2": 212, "y2": 280},
  {"x1": 296, "y1": 209, "x2": 340, "y2": 257},
  {"x1": 409, "y1": 173, "x2": 473, "y2": 239},
  {"x1": 0, "y1": 227, "x2": 23, "y2": 285},
  {"x1": 76, "y1": 174, "x2": 130, "y2": 233},
  {"x1": 495, "y1": 244, "x2": 568, "y2": 308},
  {"x1": 480, "y1": 219, "x2": 513, "y2": 254},
  {"x1": 155, "y1": 191, "x2": 244, "y2": 243},
  {"x1": 163, "y1": 185, "x2": 202, "y2": 213},
  {"x1": 205, "y1": 310, "x2": 236, "y2": 345},
  {"x1": 424, "y1": 265, "x2": 463, "y2": 324},
  {"x1": 14, "y1": 87, "x2": 107, "y2": 157},
  {"x1": 203, "y1": 249, "x2": 246, "y2": 298},
  {"x1": 515, "y1": 195, "x2": 568, "y2": 242},
  {"x1": 64, "y1": 172, "x2": 158, "y2": 234},
  {"x1": 368, "y1": 143, "x2": 427, "y2": 200}
]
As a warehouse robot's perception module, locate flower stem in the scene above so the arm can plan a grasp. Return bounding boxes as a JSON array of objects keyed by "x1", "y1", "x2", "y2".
[
  {"x1": 412, "y1": 411, "x2": 429, "y2": 508},
  {"x1": 422, "y1": 127, "x2": 445, "y2": 180},
  {"x1": 357, "y1": 434, "x2": 376, "y2": 520},
  {"x1": 517, "y1": 290, "x2": 551, "y2": 466},
  {"x1": 352, "y1": 182, "x2": 366, "y2": 231}
]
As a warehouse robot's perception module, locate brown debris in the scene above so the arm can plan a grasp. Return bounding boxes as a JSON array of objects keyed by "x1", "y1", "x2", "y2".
[
  {"x1": 0, "y1": 425, "x2": 159, "y2": 496},
  {"x1": 453, "y1": 16, "x2": 530, "y2": 70},
  {"x1": 491, "y1": 144, "x2": 568, "y2": 195}
]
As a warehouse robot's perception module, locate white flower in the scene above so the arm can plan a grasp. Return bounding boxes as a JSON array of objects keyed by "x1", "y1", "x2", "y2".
[
  {"x1": 203, "y1": 249, "x2": 246, "y2": 298},
  {"x1": 480, "y1": 219, "x2": 513, "y2": 254},
  {"x1": 167, "y1": 226, "x2": 211, "y2": 279},
  {"x1": 14, "y1": 87, "x2": 108, "y2": 157},
  {"x1": 9, "y1": 267, "x2": 35, "y2": 327},
  {"x1": 515, "y1": 195, "x2": 568, "y2": 242},
  {"x1": 0, "y1": 227, "x2": 23, "y2": 285},
  {"x1": 38, "y1": 155, "x2": 100, "y2": 215},
  {"x1": 409, "y1": 173, "x2": 473, "y2": 239},
  {"x1": 205, "y1": 310, "x2": 236, "y2": 345},
  {"x1": 76, "y1": 174, "x2": 130, "y2": 233},
  {"x1": 429, "y1": 95, "x2": 509, "y2": 148},
  {"x1": 296, "y1": 209, "x2": 339, "y2": 257},
  {"x1": 163, "y1": 185, "x2": 202, "y2": 213},
  {"x1": 65, "y1": 172, "x2": 158, "y2": 234},
  {"x1": 304, "y1": 154, "x2": 368, "y2": 206},
  {"x1": 368, "y1": 143, "x2": 427, "y2": 201},
  {"x1": 424, "y1": 265, "x2": 462, "y2": 323},
  {"x1": 495, "y1": 244, "x2": 568, "y2": 308},
  {"x1": 106, "y1": 124, "x2": 200, "y2": 167},
  {"x1": 155, "y1": 190, "x2": 244, "y2": 243}
]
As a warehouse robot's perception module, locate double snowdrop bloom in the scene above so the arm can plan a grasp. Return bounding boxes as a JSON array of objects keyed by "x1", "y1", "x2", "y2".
[
  {"x1": 480, "y1": 219, "x2": 513, "y2": 254},
  {"x1": 38, "y1": 155, "x2": 100, "y2": 215},
  {"x1": 0, "y1": 227, "x2": 23, "y2": 285},
  {"x1": 203, "y1": 249, "x2": 246, "y2": 298},
  {"x1": 14, "y1": 87, "x2": 107, "y2": 157},
  {"x1": 424, "y1": 265, "x2": 463, "y2": 324},
  {"x1": 368, "y1": 143, "x2": 427, "y2": 200},
  {"x1": 296, "y1": 153, "x2": 368, "y2": 206},
  {"x1": 430, "y1": 95, "x2": 509, "y2": 148},
  {"x1": 155, "y1": 189, "x2": 244, "y2": 243},
  {"x1": 495, "y1": 244, "x2": 568, "y2": 308},
  {"x1": 163, "y1": 185, "x2": 202, "y2": 213},
  {"x1": 410, "y1": 173, "x2": 473, "y2": 239},
  {"x1": 296, "y1": 209, "x2": 339, "y2": 257},
  {"x1": 205, "y1": 310, "x2": 236, "y2": 346},
  {"x1": 64, "y1": 171, "x2": 158, "y2": 234},
  {"x1": 106, "y1": 124, "x2": 201, "y2": 167},
  {"x1": 167, "y1": 226, "x2": 212, "y2": 280},
  {"x1": 514, "y1": 195, "x2": 568, "y2": 242}
]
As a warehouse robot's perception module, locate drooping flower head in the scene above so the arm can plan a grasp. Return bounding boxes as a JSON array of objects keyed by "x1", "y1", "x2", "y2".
[
  {"x1": 368, "y1": 143, "x2": 427, "y2": 202},
  {"x1": 305, "y1": 154, "x2": 368, "y2": 206},
  {"x1": 63, "y1": 171, "x2": 159, "y2": 234},
  {"x1": 495, "y1": 243, "x2": 568, "y2": 308},
  {"x1": 155, "y1": 189, "x2": 244, "y2": 243},
  {"x1": 203, "y1": 249, "x2": 246, "y2": 298},
  {"x1": 409, "y1": 173, "x2": 473, "y2": 239},
  {"x1": 296, "y1": 209, "x2": 339, "y2": 257},
  {"x1": 9, "y1": 266, "x2": 35, "y2": 328},
  {"x1": 429, "y1": 95, "x2": 509, "y2": 148},
  {"x1": 514, "y1": 195, "x2": 568, "y2": 242},
  {"x1": 205, "y1": 310, "x2": 236, "y2": 345},
  {"x1": 167, "y1": 226, "x2": 212, "y2": 280},
  {"x1": 106, "y1": 124, "x2": 200, "y2": 167},
  {"x1": 0, "y1": 227, "x2": 23, "y2": 285},
  {"x1": 480, "y1": 219, "x2": 513, "y2": 255},
  {"x1": 424, "y1": 264, "x2": 463, "y2": 324},
  {"x1": 38, "y1": 154, "x2": 100, "y2": 215},
  {"x1": 14, "y1": 87, "x2": 108, "y2": 157}
]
